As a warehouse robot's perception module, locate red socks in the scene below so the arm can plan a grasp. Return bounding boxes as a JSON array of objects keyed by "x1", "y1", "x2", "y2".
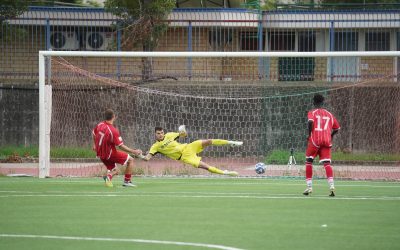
[
  {"x1": 305, "y1": 162, "x2": 313, "y2": 180},
  {"x1": 124, "y1": 174, "x2": 132, "y2": 182},
  {"x1": 324, "y1": 163, "x2": 333, "y2": 179},
  {"x1": 107, "y1": 173, "x2": 113, "y2": 180}
]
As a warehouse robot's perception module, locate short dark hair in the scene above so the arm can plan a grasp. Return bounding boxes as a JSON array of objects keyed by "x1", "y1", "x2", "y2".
[
  {"x1": 155, "y1": 127, "x2": 164, "y2": 132},
  {"x1": 104, "y1": 109, "x2": 115, "y2": 121},
  {"x1": 313, "y1": 94, "x2": 324, "y2": 106}
]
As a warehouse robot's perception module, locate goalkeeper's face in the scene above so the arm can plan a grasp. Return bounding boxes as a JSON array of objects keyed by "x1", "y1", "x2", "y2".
[{"x1": 155, "y1": 130, "x2": 165, "y2": 141}]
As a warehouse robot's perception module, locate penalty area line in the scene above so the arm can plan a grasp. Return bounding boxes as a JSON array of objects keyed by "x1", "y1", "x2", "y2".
[
  {"x1": 0, "y1": 233, "x2": 246, "y2": 250},
  {"x1": 0, "y1": 193, "x2": 400, "y2": 200}
]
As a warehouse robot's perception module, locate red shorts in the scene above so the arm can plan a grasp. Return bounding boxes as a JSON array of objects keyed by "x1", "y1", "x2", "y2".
[
  {"x1": 101, "y1": 150, "x2": 130, "y2": 171},
  {"x1": 305, "y1": 140, "x2": 332, "y2": 163}
]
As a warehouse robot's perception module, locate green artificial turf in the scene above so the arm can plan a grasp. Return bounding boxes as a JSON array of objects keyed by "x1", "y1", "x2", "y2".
[{"x1": 0, "y1": 177, "x2": 399, "y2": 250}]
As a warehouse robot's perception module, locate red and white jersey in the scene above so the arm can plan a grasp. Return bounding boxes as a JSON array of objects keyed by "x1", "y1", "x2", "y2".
[
  {"x1": 308, "y1": 108, "x2": 340, "y2": 147},
  {"x1": 92, "y1": 121, "x2": 124, "y2": 159}
]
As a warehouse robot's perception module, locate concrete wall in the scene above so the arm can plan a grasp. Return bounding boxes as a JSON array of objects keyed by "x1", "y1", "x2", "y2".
[{"x1": 0, "y1": 84, "x2": 39, "y2": 146}]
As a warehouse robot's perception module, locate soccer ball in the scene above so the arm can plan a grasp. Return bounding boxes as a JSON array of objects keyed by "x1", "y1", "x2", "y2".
[{"x1": 255, "y1": 162, "x2": 266, "y2": 174}]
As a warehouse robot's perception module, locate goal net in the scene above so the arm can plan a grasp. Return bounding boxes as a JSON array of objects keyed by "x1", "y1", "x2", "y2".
[{"x1": 39, "y1": 51, "x2": 400, "y2": 180}]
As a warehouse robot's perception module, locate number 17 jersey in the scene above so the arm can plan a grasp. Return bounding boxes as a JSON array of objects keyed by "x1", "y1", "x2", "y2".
[{"x1": 308, "y1": 108, "x2": 340, "y2": 147}]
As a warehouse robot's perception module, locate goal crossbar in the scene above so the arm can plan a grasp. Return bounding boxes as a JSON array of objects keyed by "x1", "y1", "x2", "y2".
[{"x1": 39, "y1": 50, "x2": 400, "y2": 58}]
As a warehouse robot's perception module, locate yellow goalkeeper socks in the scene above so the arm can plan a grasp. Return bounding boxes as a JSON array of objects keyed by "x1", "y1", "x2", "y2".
[
  {"x1": 211, "y1": 139, "x2": 229, "y2": 146},
  {"x1": 208, "y1": 166, "x2": 225, "y2": 175}
]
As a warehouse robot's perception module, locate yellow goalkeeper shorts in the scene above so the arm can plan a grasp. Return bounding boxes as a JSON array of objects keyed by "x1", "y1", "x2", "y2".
[{"x1": 180, "y1": 140, "x2": 204, "y2": 167}]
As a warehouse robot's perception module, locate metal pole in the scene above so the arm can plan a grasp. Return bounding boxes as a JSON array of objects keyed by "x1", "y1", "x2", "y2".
[
  {"x1": 329, "y1": 21, "x2": 335, "y2": 82},
  {"x1": 38, "y1": 53, "x2": 47, "y2": 178},
  {"x1": 117, "y1": 22, "x2": 121, "y2": 80},
  {"x1": 188, "y1": 21, "x2": 193, "y2": 80}
]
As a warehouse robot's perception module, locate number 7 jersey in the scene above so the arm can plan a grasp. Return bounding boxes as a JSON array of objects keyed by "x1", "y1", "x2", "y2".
[
  {"x1": 92, "y1": 121, "x2": 123, "y2": 160},
  {"x1": 308, "y1": 108, "x2": 340, "y2": 147}
]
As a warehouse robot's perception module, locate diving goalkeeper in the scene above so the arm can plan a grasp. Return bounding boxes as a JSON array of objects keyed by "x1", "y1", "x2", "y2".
[{"x1": 139, "y1": 125, "x2": 242, "y2": 176}]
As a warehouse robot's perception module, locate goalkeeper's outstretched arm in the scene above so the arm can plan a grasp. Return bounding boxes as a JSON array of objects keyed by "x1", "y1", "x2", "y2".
[{"x1": 138, "y1": 153, "x2": 152, "y2": 161}]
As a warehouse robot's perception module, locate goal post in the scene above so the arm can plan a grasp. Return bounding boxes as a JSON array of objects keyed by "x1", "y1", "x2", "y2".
[{"x1": 38, "y1": 51, "x2": 400, "y2": 179}]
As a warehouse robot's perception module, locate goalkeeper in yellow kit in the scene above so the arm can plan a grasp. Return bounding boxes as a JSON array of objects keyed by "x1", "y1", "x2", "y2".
[{"x1": 139, "y1": 125, "x2": 241, "y2": 176}]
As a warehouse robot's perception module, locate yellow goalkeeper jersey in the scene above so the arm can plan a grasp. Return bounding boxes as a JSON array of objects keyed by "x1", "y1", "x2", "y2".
[{"x1": 149, "y1": 132, "x2": 186, "y2": 160}]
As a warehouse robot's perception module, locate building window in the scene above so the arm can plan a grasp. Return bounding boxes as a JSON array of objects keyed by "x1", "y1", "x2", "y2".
[
  {"x1": 397, "y1": 32, "x2": 400, "y2": 50},
  {"x1": 334, "y1": 31, "x2": 358, "y2": 51},
  {"x1": 268, "y1": 31, "x2": 295, "y2": 51},
  {"x1": 209, "y1": 28, "x2": 232, "y2": 51},
  {"x1": 298, "y1": 31, "x2": 316, "y2": 52},
  {"x1": 240, "y1": 31, "x2": 265, "y2": 51},
  {"x1": 366, "y1": 31, "x2": 390, "y2": 51}
]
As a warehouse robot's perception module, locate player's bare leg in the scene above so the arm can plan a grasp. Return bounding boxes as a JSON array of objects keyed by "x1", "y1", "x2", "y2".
[
  {"x1": 123, "y1": 158, "x2": 136, "y2": 187},
  {"x1": 201, "y1": 139, "x2": 243, "y2": 148},
  {"x1": 323, "y1": 161, "x2": 335, "y2": 196},
  {"x1": 198, "y1": 161, "x2": 238, "y2": 176}
]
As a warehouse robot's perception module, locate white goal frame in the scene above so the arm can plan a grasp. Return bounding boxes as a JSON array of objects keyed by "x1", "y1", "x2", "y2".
[{"x1": 38, "y1": 50, "x2": 400, "y2": 178}]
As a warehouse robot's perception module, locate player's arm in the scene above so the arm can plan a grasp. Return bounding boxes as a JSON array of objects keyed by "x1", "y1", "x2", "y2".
[
  {"x1": 91, "y1": 130, "x2": 96, "y2": 152},
  {"x1": 138, "y1": 144, "x2": 157, "y2": 161},
  {"x1": 331, "y1": 127, "x2": 340, "y2": 138},
  {"x1": 138, "y1": 153, "x2": 153, "y2": 161},
  {"x1": 331, "y1": 116, "x2": 340, "y2": 139},
  {"x1": 307, "y1": 120, "x2": 313, "y2": 140},
  {"x1": 118, "y1": 144, "x2": 142, "y2": 156}
]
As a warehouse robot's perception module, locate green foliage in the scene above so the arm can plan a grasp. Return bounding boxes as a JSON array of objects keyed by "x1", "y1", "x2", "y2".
[
  {"x1": 265, "y1": 149, "x2": 304, "y2": 164},
  {"x1": 0, "y1": 146, "x2": 95, "y2": 159},
  {"x1": 243, "y1": 0, "x2": 277, "y2": 11},
  {"x1": 84, "y1": 0, "x2": 102, "y2": 7},
  {"x1": 277, "y1": 0, "x2": 400, "y2": 10},
  {"x1": 29, "y1": 0, "x2": 85, "y2": 7},
  {"x1": 105, "y1": 0, "x2": 175, "y2": 50},
  {"x1": 320, "y1": 0, "x2": 400, "y2": 9},
  {"x1": 0, "y1": 0, "x2": 28, "y2": 21},
  {"x1": 322, "y1": 0, "x2": 399, "y2": 3},
  {"x1": 50, "y1": 147, "x2": 95, "y2": 158},
  {"x1": 0, "y1": 22, "x2": 29, "y2": 41},
  {"x1": 0, "y1": 145, "x2": 38, "y2": 159}
]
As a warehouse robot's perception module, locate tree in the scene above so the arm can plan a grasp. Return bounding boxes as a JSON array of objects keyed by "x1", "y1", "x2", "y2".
[
  {"x1": 243, "y1": 0, "x2": 277, "y2": 11},
  {"x1": 0, "y1": 0, "x2": 28, "y2": 22},
  {"x1": 105, "y1": 0, "x2": 175, "y2": 51},
  {"x1": 31, "y1": 1, "x2": 85, "y2": 7},
  {"x1": 321, "y1": 0, "x2": 399, "y2": 9},
  {"x1": 105, "y1": 0, "x2": 175, "y2": 81},
  {"x1": 0, "y1": 0, "x2": 29, "y2": 43},
  {"x1": 322, "y1": 0, "x2": 398, "y2": 3}
]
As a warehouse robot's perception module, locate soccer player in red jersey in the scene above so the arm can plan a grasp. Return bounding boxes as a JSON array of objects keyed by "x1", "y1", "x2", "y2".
[
  {"x1": 303, "y1": 94, "x2": 340, "y2": 197},
  {"x1": 92, "y1": 109, "x2": 142, "y2": 187}
]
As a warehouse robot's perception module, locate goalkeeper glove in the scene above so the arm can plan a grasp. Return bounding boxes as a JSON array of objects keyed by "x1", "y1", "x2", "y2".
[{"x1": 178, "y1": 125, "x2": 187, "y2": 136}]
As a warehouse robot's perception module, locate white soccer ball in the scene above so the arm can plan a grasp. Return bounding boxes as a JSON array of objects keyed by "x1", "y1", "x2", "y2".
[
  {"x1": 178, "y1": 125, "x2": 186, "y2": 133},
  {"x1": 255, "y1": 162, "x2": 266, "y2": 174}
]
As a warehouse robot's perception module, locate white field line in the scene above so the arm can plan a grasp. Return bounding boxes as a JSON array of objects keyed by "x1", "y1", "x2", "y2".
[
  {"x1": 0, "y1": 234, "x2": 245, "y2": 250},
  {"x1": 0, "y1": 190, "x2": 399, "y2": 199},
  {"x1": 0, "y1": 192, "x2": 399, "y2": 201},
  {"x1": 1, "y1": 178, "x2": 400, "y2": 188}
]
